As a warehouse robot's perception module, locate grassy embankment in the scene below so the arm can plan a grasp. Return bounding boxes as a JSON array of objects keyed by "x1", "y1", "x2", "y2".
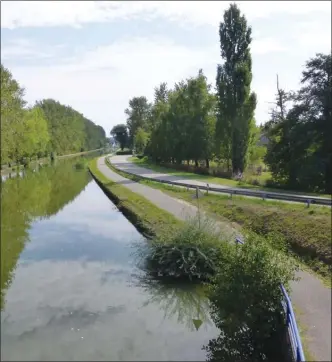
[
  {"x1": 129, "y1": 156, "x2": 331, "y2": 198},
  {"x1": 107, "y1": 157, "x2": 332, "y2": 285},
  {"x1": 88, "y1": 158, "x2": 182, "y2": 238}
]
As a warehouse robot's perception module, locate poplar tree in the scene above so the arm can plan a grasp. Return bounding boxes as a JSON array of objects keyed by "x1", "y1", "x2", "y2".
[{"x1": 216, "y1": 4, "x2": 257, "y2": 174}]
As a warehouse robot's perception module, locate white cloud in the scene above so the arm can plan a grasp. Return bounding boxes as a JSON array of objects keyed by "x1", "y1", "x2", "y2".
[
  {"x1": 1, "y1": 1, "x2": 331, "y2": 29},
  {"x1": 1, "y1": 38, "x2": 65, "y2": 61},
  {"x1": 7, "y1": 34, "x2": 289, "y2": 132}
]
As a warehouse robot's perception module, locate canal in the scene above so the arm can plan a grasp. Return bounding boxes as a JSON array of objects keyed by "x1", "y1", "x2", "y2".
[{"x1": 1, "y1": 155, "x2": 218, "y2": 361}]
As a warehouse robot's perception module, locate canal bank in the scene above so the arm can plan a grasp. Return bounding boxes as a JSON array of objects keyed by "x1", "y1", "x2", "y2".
[{"x1": 1, "y1": 155, "x2": 218, "y2": 361}]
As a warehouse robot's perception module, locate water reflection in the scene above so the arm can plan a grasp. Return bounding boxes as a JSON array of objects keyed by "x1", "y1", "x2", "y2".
[
  {"x1": 134, "y1": 274, "x2": 213, "y2": 332},
  {"x1": 1, "y1": 163, "x2": 218, "y2": 361},
  {"x1": 1, "y1": 157, "x2": 92, "y2": 310}
]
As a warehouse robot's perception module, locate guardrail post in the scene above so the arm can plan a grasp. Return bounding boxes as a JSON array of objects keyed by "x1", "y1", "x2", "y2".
[
  {"x1": 230, "y1": 191, "x2": 233, "y2": 199},
  {"x1": 263, "y1": 193, "x2": 266, "y2": 201},
  {"x1": 306, "y1": 199, "x2": 311, "y2": 208},
  {"x1": 207, "y1": 183, "x2": 209, "y2": 195}
]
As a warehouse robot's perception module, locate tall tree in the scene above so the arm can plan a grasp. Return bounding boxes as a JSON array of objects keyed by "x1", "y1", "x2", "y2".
[
  {"x1": 21, "y1": 106, "x2": 50, "y2": 159},
  {"x1": 265, "y1": 53, "x2": 332, "y2": 193},
  {"x1": 186, "y1": 70, "x2": 216, "y2": 168},
  {"x1": 216, "y1": 4, "x2": 257, "y2": 174},
  {"x1": 0, "y1": 64, "x2": 26, "y2": 164},
  {"x1": 134, "y1": 127, "x2": 149, "y2": 155},
  {"x1": 110, "y1": 124, "x2": 128, "y2": 150},
  {"x1": 125, "y1": 96, "x2": 151, "y2": 146}
]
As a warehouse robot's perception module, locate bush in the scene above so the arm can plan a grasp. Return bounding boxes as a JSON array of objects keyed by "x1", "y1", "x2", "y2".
[
  {"x1": 116, "y1": 149, "x2": 132, "y2": 155},
  {"x1": 133, "y1": 216, "x2": 231, "y2": 281},
  {"x1": 205, "y1": 232, "x2": 298, "y2": 361}
]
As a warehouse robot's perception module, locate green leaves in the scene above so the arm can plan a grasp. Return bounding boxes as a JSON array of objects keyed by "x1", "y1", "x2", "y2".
[
  {"x1": 205, "y1": 232, "x2": 297, "y2": 361},
  {"x1": 111, "y1": 124, "x2": 128, "y2": 151},
  {"x1": 265, "y1": 53, "x2": 331, "y2": 193},
  {"x1": 1, "y1": 65, "x2": 106, "y2": 165},
  {"x1": 216, "y1": 4, "x2": 256, "y2": 174}
]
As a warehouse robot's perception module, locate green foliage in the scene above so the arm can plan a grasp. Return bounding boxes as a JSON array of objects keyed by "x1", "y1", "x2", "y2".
[
  {"x1": 133, "y1": 216, "x2": 231, "y2": 281},
  {"x1": 216, "y1": 4, "x2": 257, "y2": 174},
  {"x1": 265, "y1": 53, "x2": 332, "y2": 193},
  {"x1": 139, "y1": 70, "x2": 216, "y2": 167},
  {"x1": 1, "y1": 64, "x2": 106, "y2": 166},
  {"x1": 1, "y1": 64, "x2": 26, "y2": 164},
  {"x1": 125, "y1": 96, "x2": 151, "y2": 146},
  {"x1": 37, "y1": 99, "x2": 106, "y2": 155},
  {"x1": 21, "y1": 106, "x2": 50, "y2": 158},
  {"x1": 205, "y1": 232, "x2": 298, "y2": 361},
  {"x1": 134, "y1": 127, "x2": 149, "y2": 155},
  {"x1": 115, "y1": 149, "x2": 132, "y2": 155},
  {"x1": 110, "y1": 124, "x2": 128, "y2": 150}
]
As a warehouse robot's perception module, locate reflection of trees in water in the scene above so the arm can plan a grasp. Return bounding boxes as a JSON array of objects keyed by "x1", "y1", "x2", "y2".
[
  {"x1": 1, "y1": 156, "x2": 92, "y2": 310},
  {"x1": 204, "y1": 323, "x2": 287, "y2": 362},
  {"x1": 134, "y1": 273, "x2": 213, "y2": 332}
]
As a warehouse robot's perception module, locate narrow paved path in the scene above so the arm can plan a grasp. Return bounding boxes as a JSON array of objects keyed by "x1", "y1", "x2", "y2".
[{"x1": 98, "y1": 155, "x2": 331, "y2": 361}]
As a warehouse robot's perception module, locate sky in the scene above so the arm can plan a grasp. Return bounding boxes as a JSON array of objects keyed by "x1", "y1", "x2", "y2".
[{"x1": 1, "y1": 1, "x2": 331, "y2": 135}]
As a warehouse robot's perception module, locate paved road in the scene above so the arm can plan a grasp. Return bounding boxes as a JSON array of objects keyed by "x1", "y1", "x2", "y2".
[
  {"x1": 110, "y1": 156, "x2": 331, "y2": 206},
  {"x1": 98, "y1": 155, "x2": 331, "y2": 361}
]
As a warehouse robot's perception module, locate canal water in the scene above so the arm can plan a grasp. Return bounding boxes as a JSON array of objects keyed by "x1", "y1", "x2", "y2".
[{"x1": 1, "y1": 156, "x2": 218, "y2": 361}]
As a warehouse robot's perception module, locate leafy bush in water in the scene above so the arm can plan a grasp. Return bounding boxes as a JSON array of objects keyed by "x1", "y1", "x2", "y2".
[
  {"x1": 205, "y1": 232, "x2": 298, "y2": 361},
  {"x1": 134, "y1": 217, "x2": 231, "y2": 281}
]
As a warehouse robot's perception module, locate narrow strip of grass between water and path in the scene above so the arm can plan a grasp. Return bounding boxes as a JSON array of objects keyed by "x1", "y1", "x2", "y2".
[
  {"x1": 107, "y1": 157, "x2": 332, "y2": 287},
  {"x1": 88, "y1": 158, "x2": 183, "y2": 238}
]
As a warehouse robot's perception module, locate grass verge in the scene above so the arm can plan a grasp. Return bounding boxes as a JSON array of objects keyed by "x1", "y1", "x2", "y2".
[
  {"x1": 107, "y1": 157, "x2": 332, "y2": 285},
  {"x1": 129, "y1": 156, "x2": 330, "y2": 198},
  {"x1": 88, "y1": 158, "x2": 182, "y2": 238}
]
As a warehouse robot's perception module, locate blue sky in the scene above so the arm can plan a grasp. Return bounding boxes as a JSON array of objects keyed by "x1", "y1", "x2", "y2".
[{"x1": 1, "y1": 1, "x2": 331, "y2": 134}]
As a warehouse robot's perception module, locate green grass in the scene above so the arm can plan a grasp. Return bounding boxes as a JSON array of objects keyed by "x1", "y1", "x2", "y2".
[
  {"x1": 129, "y1": 156, "x2": 330, "y2": 198},
  {"x1": 108, "y1": 158, "x2": 331, "y2": 284},
  {"x1": 88, "y1": 158, "x2": 182, "y2": 237}
]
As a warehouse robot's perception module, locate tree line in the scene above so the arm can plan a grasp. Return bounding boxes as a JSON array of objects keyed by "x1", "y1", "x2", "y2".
[
  {"x1": 111, "y1": 3, "x2": 331, "y2": 193},
  {"x1": 1, "y1": 65, "x2": 107, "y2": 166}
]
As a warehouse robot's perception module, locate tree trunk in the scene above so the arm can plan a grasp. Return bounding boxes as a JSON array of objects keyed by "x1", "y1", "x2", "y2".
[
  {"x1": 206, "y1": 159, "x2": 210, "y2": 168},
  {"x1": 195, "y1": 159, "x2": 199, "y2": 167}
]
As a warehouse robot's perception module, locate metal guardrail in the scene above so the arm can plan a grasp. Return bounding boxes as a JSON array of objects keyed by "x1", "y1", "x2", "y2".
[
  {"x1": 235, "y1": 236, "x2": 305, "y2": 362},
  {"x1": 109, "y1": 158, "x2": 331, "y2": 206}
]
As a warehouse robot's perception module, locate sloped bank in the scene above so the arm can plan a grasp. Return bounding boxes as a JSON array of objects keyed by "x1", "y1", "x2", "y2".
[
  {"x1": 88, "y1": 158, "x2": 182, "y2": 238},
  {"x1": 89, "y1": 157, "x2": 302, "y2": 362}
]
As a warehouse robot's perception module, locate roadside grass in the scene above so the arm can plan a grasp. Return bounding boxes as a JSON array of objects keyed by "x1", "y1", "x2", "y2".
[
  {"x1": 293, "y1": 306, "x2": 316, "y2": 362},
  {"x1": 107, "y1": 158, "x2": 332, "y2": 285},
  {"x1": 88, "y1": 158, "x2": 182, "y2": 238},
  {"x1": 129, "y1": 156, "x2": 331, "y2": 198}
]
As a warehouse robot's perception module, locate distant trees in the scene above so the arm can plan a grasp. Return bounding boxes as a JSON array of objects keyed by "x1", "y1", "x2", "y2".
[
  {"x1": 265, "y1": 53, "x2": 332, "y2": 193},
  {"x1": 110, "y1": 124, "x2": 128, "y2": 150},
  {"x1": 125, "y1": 96, "x2": 151, "y2": 147},
  {"x1": 1, "y1": 64, "x2": 106, "y2": 165}
]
